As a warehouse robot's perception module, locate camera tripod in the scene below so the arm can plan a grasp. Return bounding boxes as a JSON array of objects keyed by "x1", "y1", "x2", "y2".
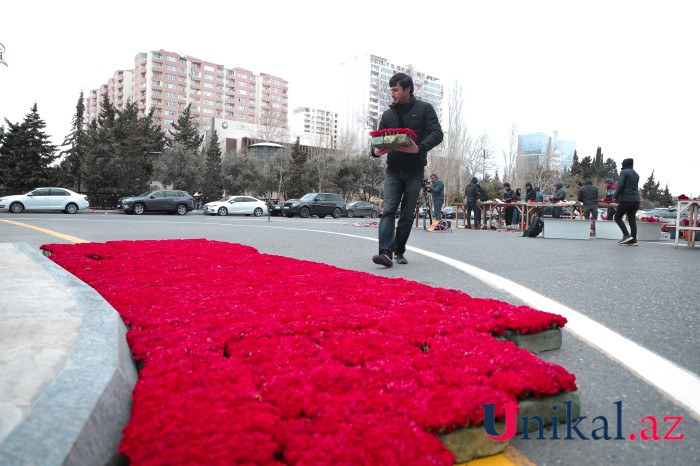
[{"x1": 415, "y1": 186, "x2": 433, "y2": 229}]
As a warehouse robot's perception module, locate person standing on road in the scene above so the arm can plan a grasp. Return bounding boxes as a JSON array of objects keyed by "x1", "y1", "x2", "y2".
[
  {"x1": 464, "y1": 177, "x2": 481, "y2": 230},
  {"x1": 371, "y1": 72, "x2": 443, "y2": 267},
  {"x1": 503, "y1": 182, "x2": 517, "y2": 228},
  {"x1": 613, "y1": 158, "x2": 641, "y2": 245},
  {"x1": 428, "y1": 173, "x2": 445, "y2": 220},
  {"x1": 577, "y1": 178, "x2": 599, "y2": 220}
]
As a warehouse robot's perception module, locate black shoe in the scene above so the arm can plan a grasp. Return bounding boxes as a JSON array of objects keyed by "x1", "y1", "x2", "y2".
[
  {"x1": 372, "y1": 253, "x2": 393, "y2": 267},
  {"x1": 618, "y1": 235, "x2": 631, "y2": 244},
  {"x1": 620, "y1": 236, "x2": 635, "y2": 245},
  {"x1": 623, "y1": 239, "x2": 638, "y2": 246},
  {"x1": 394, "y1": 253, "x2": 408, "y2": 264}
]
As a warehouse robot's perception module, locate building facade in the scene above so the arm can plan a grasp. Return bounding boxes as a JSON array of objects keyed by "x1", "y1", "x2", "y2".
[
  {"x1": 517, "y1": 131, "x2": 576, "y2": 172},
  {"x1": 338, "y1": 54, "x2": 443, "y2": 146},
  {"x1": 290, "y1": 106, "x2": 338, "y2": 149},
  {"x1": 85, "y1": 49, "x2": 289, "y2": 136}
]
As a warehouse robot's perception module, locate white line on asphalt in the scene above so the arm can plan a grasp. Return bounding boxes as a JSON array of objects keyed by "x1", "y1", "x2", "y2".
[{"x1": 406, "y1": 244, "x2": 700, "y2": 417}]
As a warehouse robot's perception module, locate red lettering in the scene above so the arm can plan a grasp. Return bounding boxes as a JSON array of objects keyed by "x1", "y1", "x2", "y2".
[
  {"x1": 663, "y1": 416, "x2": 684, "y2": 441},
  {"x1": 639, "y1": 416, "x2": 661, "y2": 441}
]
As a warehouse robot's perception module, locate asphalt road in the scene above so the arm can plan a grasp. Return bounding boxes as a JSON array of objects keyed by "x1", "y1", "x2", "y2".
[{"x1": 1, "y1": 211, "x2": 698, "y2": 465}]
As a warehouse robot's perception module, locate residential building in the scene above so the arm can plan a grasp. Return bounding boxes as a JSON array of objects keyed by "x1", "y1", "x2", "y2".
[
  {"x1": 338, "y1": 54, "x2": 443, "y2": 146},
  {"x1": 290, "y1": 106, "x2": 338, "y2": 149},
  {"x1": 84, "y1": 49, "x2": 288, "y2": 136}
]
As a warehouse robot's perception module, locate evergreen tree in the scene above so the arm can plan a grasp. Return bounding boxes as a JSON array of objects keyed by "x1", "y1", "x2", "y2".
[
  {"x1": 570, "y1": 151, "x2": 581, "y2": 177},
  {"x1": 579, "y1": 156, "x2": 593, "y2": 179},
  {"x1": 602, "y1": 158, "x2": 618, "y2": 182},
  {"x1": 659, "y1": 184, "x2": 673, "y2": 206},
  {"x1": 641, "y1": 171, "x2": 660, "y2": 202},
  {"x1": 59, "y1": 91, "x2": 87, "y2": 191},
  {"x1": 286, "y1": 138, "x2": 310, "y2": 198},
  {"x1": 81, "y1": 96, "x2": 120, "y2": 193},
  {"x1": 153, "y1": 141, "x2": 204, "y2": 194},
  {"x1": 202, "y1": 129, "x2": 223, "y2": 197},
  {"x1": 168, "y1": 103, "x2": 203, "y2": 151},
  {"x1": 0, "y1": 104, "x2": 58, "y2": 192}
]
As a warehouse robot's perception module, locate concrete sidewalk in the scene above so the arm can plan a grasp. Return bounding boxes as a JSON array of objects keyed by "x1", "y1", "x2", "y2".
[{"x1": 0, "y1": 242, "x2": 137, "y2": 466}]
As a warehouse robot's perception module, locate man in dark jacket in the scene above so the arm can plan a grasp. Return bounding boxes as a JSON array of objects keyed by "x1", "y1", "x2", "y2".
[
  {"x1": 428, "y1": 173, "x2": 445, "y2": 220},
  {"x1": 371, "y1": 72, "x2": 443, "y2": 267},
  {"x1": 551, "y1": 182, "x2": 566, "y2": 218},
  {"x1": 464, "y1": 177, "x2": 481, "y2": 229},
  {"x1": 613, "y1": 158, "x2": 641, "y2": 245},
  {"x1": 503, "y1": 182, "x2": 517, "y2": 227},
  {"x1": 577, "y1": 179, "x2": 599, "y2": 220}
]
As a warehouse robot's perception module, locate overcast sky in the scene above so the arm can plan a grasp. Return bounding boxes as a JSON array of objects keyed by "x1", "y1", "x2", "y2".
[{"x1": 2, "y1": 0, "x2": 698, "y2": 196}]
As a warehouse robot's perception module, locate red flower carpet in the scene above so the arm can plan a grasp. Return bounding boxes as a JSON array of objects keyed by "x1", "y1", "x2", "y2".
[{"x1": 41, "y1": 239, "x2": 576, "y2": 465}]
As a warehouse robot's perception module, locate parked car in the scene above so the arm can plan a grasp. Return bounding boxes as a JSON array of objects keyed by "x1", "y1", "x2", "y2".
[
  {"x1": 282, "y1": 193, "x2": 346, "y2": 218},
  {"x1": 0, "y1": 187, "x2": 89, "y2": 214},
  {"x1": 346, "y1": 201, "x2": 380, "y2": 218},
  {"x1": 268, "y1": 201, "x2": 284, "y2": 216},
  {"x1": 642, "y1": 206, "x2": 687, "y2": 220},
  {"x1": 442, "y1": 206, "x2": 466, "y2": 219},
  {"x1": 118, "y1": 189, "x2": 195, "y2": 215},
  {"x1": 203, "y1": 196, "x2": 267, "y2": 217}
]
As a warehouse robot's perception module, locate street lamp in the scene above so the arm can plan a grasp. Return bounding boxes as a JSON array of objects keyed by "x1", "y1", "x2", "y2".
[
  {"x1": 482, "y1": 149, "x2": 487, "y2": 181},
  {"x1": 367, "y1": 116, "x2": 379, "y2": 200},
  {"x1": 0, "y1": 43, "x2": 7, "y2": 67}
]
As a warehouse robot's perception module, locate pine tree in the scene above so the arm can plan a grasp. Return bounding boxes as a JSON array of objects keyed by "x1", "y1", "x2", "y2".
[
  {"x1": 81, "y1": 96, "x2": 120, "y2": 193},
  {"x1": 168, "y1": 103, "x2": 203, "y2": 151},
  {"x1": 570, "y1": 151, "x2": 581, "y2": 177},
  {"x1": 202, "y1": 129, "x2": 223, "y2": 197},
  {"x1": 0, "y1": 104, "x2": 58, "y2": 192},
  {"x1": 286, "y1": 138, "x2": 310, "y2": 198},
  {"x1": 59, "y1": 91, "x2": 87, "y2": 191},
  {"x1": 641, "y1": 171, "x2": 660, "y2": 202}
]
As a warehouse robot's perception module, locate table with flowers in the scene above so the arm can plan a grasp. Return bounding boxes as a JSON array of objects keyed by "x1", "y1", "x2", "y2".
[{"x1": 674, "y1": 197, "x2": 700, "y2": 248}]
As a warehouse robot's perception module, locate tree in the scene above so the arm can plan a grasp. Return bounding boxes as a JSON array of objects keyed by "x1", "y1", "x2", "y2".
[
  {"x1": 285, "y1": 138, "x2": 311, "y2": 198},
  {"x1": 202, "y1": 129, "x2": 223, "y2": 197},
  {"x1": 58, "y1": 91, "x2": 87, "y2": 191},
  {"x1": 501, "y1": 124, "x2": 518, "y2": 184},
  {"x1": 641, "y1": 171, "x2": 661, "y2": 202},
  {"x1": 168, "y1": 103, "x2": 203, "y2": 151},
  {"x1": 0, "y1": 104, "x2": 58, "y2": 193},
  {"x1": 153, "y1": 141, "x2": 204, "y2": 194}
]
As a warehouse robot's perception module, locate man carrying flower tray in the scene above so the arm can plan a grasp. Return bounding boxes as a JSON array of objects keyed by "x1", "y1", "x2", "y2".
[{"x1": 370, "y1": 72, "x2": 443, "y2": 267}]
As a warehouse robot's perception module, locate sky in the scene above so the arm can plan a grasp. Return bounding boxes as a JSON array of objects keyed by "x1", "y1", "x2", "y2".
[{"x1": 2, "y1": 0, "x2": 698, "y2": 196}]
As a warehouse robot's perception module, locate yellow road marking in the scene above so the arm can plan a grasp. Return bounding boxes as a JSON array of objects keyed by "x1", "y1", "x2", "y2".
[
  {"x1": 460, "y1": 447, "x2": 537, "y2": 466},
  {"x1": 1, "y1": 219, "x2": 88, "y2": 243}
]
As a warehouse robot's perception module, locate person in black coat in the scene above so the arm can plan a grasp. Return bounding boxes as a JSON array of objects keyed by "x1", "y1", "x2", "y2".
[
  {"x1": 613, "y1": 158, "x2": 641, "y2": 245},
  {"x1": 577, "y1": 179, "x2": 599, "y2": 220},
  {"x1": 503, "y1": 182, "x2": 517, "y2": 227},
  {"x1": 464, "y1": 177, "x2": 481, "y2": 229},
  {"x1": 371, "y1": 72, "x2": 443, "y2": 267}
]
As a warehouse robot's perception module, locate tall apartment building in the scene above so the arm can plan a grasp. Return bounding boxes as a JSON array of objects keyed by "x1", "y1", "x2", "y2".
[
  {"x1": 85, "y1": 49, "x2": 289, "y2": 136},
  {"x1": 338, "y1": 54, "x2": 443, "y2": 144},
  {"x1": 517, "y1": 131, "x2": 576, "y2": 172},
  {"x1": 290, "y1": 107, "x2": 338, "y2": 149}
]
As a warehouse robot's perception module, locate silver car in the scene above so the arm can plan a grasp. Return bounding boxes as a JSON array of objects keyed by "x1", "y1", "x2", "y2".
[{"x1": 0, "y1": 187, "x2": 89, "y2": 214}]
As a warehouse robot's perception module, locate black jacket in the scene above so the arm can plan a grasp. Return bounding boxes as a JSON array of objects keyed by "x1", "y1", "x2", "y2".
[
  {"x1": 464, "y1": 177, "x2": 479, "y2": 203},
  {"x1": 614, "y1": 168, "x2": 641, "y2": 202},
  {"x1": 430, "y1": 178, "x2": 445, "y2": 201},
  {"x1": 577, "y1": 180, "x2": 599, "y2": 207},
  {"x1": 372, "y1": 96, "x2": 443, "y2": 172}
]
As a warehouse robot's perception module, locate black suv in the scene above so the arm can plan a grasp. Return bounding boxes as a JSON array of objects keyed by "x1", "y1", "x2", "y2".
[
  {"x1": 118, "y1": 189, "x2": 196, "y2": 215},
  {"x1": 282, "y1": 193, "x2": 346, "y2": 218}
]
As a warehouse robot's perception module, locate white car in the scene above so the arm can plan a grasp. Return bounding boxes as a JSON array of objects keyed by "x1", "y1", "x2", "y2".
[
  {"x1": 203, "y1": 195, "x2": 268, "y2": 217},
  {"x1": 0, "y1": 187, "x2": 90, "y2": 214}
]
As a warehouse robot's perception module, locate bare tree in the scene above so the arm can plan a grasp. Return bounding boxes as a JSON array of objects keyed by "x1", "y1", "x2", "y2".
[
  {"x1": 502, "y1": 123, "x2": 518, "y2": 184},
  {"x1": 436, "y1": 80, "x2": 471, "y2": 202}
]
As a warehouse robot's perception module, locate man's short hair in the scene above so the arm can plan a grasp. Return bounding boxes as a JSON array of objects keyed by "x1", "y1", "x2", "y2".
[
  {"x1": 430, "y1": 173, "x2": 438, "y2": 178},
  {"x1": 389, "y1": 72, "x2": 414, "y2": 96}
]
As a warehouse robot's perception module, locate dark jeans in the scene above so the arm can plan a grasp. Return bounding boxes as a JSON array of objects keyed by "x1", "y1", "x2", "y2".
[
  {"x1": 466, "y1": 202, "x2": 480, "y2": 227},
  {"x1": 614, "y1": 201, "x2": 640, "y2": 238},
  {"x1": 583, "y1": 206, "x2": 598, "y2": 220},
  {"x1": 378, "y1": 169, "x2": 423, "y2": 255},
  {"x1": 504, "y1": 205, "x2": 514, "y2": 226},
  {"x1": 433, "y1": 197, "x2": 444, "y2": 220}
]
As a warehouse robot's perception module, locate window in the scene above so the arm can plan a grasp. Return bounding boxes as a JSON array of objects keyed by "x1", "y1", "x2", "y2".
[
  {"x1": 204, "y1": 82, "x2": 214, "y2": 88},
  {"x1": 204, "y1": 74, "x2": 214, "y2": 80},
  {"x1": 50, "y1": 189, "x2": 70, "y2": 196},
  {"x1": 166, "y1": 55, "x2": 177, "y2": 62}
]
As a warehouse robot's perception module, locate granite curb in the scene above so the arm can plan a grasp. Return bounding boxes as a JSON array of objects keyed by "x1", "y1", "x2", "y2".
[{"x1": 0, "y1": 242, "x2": 137, "y2": 466}]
